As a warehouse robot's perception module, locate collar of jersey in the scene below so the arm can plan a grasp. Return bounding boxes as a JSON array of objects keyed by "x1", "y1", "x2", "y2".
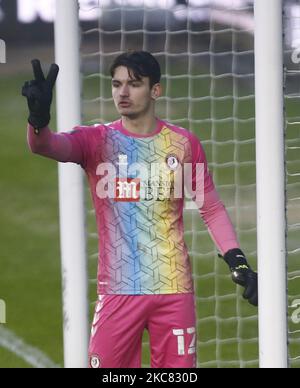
[{"x1": 117, "y1": 118, "x2": 164, "y2": 138}]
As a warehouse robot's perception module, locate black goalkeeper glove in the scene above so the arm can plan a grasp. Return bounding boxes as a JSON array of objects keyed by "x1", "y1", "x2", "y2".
[
  {"x1": 22, "y1": 59, "x2": 59, "y2": 132},
  {"x1": 222, "y1": 248, "x2": 258, "y2": 307}
]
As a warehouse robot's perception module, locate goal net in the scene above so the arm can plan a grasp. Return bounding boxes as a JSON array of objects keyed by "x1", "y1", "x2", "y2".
[{"x1": 73, "y1": 0, "x2": 300, "y2": 367}]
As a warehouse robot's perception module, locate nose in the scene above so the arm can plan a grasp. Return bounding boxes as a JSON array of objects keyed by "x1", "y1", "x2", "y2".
[{"x1": 120, "y1": 84, "x2": 129, "y2": 97}]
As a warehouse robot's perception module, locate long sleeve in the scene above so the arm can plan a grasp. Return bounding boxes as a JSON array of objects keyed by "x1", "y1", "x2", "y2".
[
  {"x1": 188, "y1": 131, "x2": 240, "y2": 255},
  {"x1": 27, "y1": 124, "x2": 87, "y2": 167},
  {"x1": 199, "y1": 188, "x2": 240, "y2": 255}
]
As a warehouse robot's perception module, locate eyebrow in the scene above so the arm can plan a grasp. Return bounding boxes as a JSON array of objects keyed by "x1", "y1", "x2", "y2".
[{"x1": 112, "y1": 79, "x2": 143, "y2": 84}]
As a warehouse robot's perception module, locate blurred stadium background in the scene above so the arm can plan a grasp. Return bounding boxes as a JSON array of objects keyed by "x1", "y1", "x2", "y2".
[{"x1": 0, "y1": 0, "x2": 299, "y2": 368}]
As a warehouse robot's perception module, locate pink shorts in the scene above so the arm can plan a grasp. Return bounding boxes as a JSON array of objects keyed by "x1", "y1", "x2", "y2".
[{"x1": 88, "y1": 293, "x2": 196, "y2": 368}]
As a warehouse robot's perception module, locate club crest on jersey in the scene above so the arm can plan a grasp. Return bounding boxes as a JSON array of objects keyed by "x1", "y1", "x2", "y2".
[
  {"x1": 89, "y1": 354, "x2": 101, "y2": 369},
  {"x1": 166, "y1": 154, "x2": 180, "y2": 171}
]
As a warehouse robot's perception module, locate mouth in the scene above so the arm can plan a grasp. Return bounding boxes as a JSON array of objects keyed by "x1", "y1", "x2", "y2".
[{"x1": 118, "y1": 101, "x2": 132, "y2": 108}]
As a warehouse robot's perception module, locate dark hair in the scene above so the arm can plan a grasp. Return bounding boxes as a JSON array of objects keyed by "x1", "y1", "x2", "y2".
[{"x1": 110, "y1": 51, "x2": 161, "y2": 88}]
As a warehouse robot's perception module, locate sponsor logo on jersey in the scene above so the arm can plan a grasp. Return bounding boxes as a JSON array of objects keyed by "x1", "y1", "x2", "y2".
[{"x1": 115, "y1": 178, "x2": 141, "y2": 202}]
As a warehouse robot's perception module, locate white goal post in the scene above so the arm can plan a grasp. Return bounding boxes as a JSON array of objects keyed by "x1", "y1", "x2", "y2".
[
  {"x1": 254, "y1": 0, "x2": 288, "y2": 368},
  {"x1": 54, "y1": 0, "x2": 289, "y2": 368},
  {"x1": 55, "y1": 0, "x2": 89, "y2": 369}
]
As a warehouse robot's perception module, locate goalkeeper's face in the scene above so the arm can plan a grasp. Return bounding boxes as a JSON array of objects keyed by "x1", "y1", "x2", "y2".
[{"x1": 112, "y1": 66, "x2": 161, "y2": 119}]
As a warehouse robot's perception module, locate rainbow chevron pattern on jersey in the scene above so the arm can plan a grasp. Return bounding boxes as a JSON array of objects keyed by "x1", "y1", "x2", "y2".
[{"x1": 66, "y1": 119, "x2": 214, "y2": 295}]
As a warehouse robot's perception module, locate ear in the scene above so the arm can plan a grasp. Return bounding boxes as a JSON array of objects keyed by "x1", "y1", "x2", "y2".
[{"x1": 151, "y1": 83, "x2": 162, "y2": 100}]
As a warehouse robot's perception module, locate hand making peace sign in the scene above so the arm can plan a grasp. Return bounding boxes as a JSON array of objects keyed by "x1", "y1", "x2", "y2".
[{"x1": 22, "y1": 59, "x2": 59, "y2": 131}]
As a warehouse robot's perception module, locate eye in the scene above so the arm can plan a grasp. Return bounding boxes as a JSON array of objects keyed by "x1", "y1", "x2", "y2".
[{"x1": 130, "y1": 82, "x2": 141, "y2": 87}]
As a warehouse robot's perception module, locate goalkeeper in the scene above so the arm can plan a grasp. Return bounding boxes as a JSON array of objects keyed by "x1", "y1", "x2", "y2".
[{"x1": 22, "y1": 52, "x2": 258, "y2": 369}]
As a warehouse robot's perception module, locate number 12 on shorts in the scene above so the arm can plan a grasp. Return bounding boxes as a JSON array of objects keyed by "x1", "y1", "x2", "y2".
[{"x1": 173, "y1": 327, "x2": 196, "y2": 356}]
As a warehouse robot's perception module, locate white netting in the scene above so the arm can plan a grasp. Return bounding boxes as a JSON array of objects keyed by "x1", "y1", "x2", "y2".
[{"x1": 79, "y1": 0, "x2": 299, "y2": 367}]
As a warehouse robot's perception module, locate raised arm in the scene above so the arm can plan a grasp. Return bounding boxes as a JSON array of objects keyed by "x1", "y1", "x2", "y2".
[
  {"x1": 26, "y1": 124, "x2": 84, "y2": 164},
  {"x1": 22, "y1": 60, "x2": 85, "y2": 165}
]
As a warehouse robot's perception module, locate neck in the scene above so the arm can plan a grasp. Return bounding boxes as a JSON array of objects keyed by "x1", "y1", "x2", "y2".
[{"x1": 121, "y1": 113, "x2": 158, "y2": 135}]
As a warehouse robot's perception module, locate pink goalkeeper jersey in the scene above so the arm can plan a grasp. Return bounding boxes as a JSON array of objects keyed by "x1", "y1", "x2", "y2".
[{"x1": 28, "y1": 118, "x2": 240, "y2": 295}]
